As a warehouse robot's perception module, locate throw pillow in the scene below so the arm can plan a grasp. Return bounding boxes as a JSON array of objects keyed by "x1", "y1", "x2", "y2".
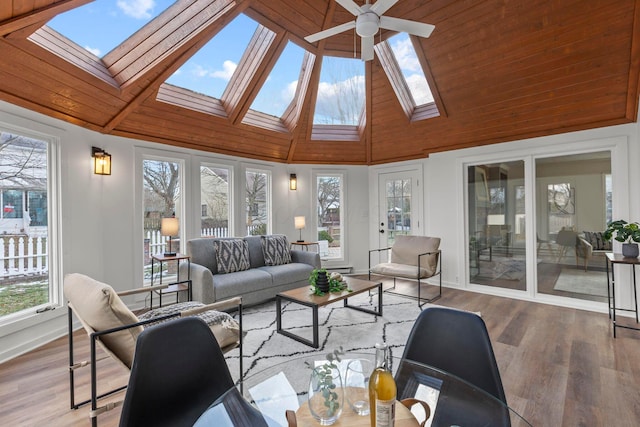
[
  {"x1": 261, "y1": 235, "x2": 292, "y2": 266},
  {"x1": 214, "y1": 239, "x2": 250, "y2": 274},
  {"x1": 583, "y1": 231, "x2": 612, "y2": 251}
]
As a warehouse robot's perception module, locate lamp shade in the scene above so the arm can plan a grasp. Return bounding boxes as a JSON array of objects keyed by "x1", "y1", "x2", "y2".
[
  {"x1": 160, "y1": 217, "x2": 179, "y2": 236},
  {"x1": 294, "y1": 216, "x2": 306, "y2": 230}
]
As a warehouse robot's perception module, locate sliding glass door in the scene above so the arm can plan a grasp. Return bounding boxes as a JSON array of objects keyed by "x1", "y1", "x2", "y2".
[
  {"x1": 468, "y1": 161, "x2": 526, "y2": 291},
  {"x1": 535, "y1": 152, "x2": 611, "y2": 302},
  {"x1": 467, "y1": 151, "x2": 612, "y2": 303}
]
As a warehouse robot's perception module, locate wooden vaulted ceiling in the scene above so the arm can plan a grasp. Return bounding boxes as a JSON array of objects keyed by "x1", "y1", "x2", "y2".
[{"x1": 0, "y1": 0, "x2": 639, "y2": 165}]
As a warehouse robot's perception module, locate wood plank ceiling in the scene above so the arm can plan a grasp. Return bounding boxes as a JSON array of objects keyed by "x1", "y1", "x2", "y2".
[{"x1": 0, "y1": 0, "x2": 638, "y2": 165}]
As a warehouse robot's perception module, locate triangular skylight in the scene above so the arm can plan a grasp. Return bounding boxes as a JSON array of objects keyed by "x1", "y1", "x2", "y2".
[
  {"x1": 313, "y1": 56, "x2": 365, "y2": 126},
  {"x1": 249, "y1": 41, "x2": 305, "y2": 118},
  {"x1": 165, "y1": 13, "x2": 259, "y2": 99},
  {"x1": 47, "y1": 0, "x2": 174, "y2": 58},
  {"x1": 387, "y1": 33, "x2": 434, "y2": 106}
]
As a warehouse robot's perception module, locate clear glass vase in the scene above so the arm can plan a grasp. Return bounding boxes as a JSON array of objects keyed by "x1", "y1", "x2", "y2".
[{"x1": 308, "y1": 365, "x2": 343, "y2": 425}]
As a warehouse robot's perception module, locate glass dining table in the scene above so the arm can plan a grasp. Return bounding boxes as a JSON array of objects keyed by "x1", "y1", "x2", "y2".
[{"x1": 193, "y1": 352, "x2": 532, "y2": 427}]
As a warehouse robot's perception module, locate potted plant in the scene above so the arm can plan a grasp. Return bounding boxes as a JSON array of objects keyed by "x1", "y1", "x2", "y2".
[
  {"x1": 309, "y1": 269, "x2": 351, "y2": 295},
  {"x1": 603, "y1": 220, "x2": 640, "y2": 258}
]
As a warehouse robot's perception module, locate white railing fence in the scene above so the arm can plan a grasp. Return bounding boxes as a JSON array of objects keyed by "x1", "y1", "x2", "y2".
[{"x1": 0, "y1": 236, "x2": 48, "y2": 279}]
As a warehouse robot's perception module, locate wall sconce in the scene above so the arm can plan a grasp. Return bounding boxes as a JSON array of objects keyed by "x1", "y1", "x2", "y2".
[
  {"x1": 92, "y1": 146, "x2": 111, "y2": 175},
  {"x1": 294, "y1": 216, "x2": 306, "y2": 242},
  {"x1": 160, "y1": 217, "x2": 179, "y2": 257},
  {"x1": 289, "y1": 174, "x2": 297, "y2": 190}
]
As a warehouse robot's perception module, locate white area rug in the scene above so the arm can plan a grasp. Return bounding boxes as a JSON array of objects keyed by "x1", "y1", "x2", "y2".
[
  {"x1": 224, "y1": 292, "x2": 424, "y2": 383},
  {"x1": 553, "y1": 268, "x2": 608, "y2": 297}
]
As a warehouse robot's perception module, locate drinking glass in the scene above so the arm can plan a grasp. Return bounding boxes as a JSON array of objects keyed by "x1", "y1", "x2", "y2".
[{"x1": 344, "y1": 358, "x2": 373, "y2": 416}]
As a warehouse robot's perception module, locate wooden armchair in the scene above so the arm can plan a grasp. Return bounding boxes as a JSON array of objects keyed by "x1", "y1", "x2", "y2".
[
  {"x1": 64, "y1": 273, "x2": 243, "y2": 426},
  {"x1": 369, "y1": 235, "x2": 442, "y2": 306}
]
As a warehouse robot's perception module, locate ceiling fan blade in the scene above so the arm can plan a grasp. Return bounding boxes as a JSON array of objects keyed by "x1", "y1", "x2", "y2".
[
  {"x1": 370, "y1": 0, "x2": 399, "y2": 16},
  {"x1": 304, "y1": 21, "x2": 356, "y2": 43},
  {"x1": 361, "y1": 36, "x2": 374, "y2": 61},
  {"x1": 335, "y1": 0, "x2": 363, "y2": 16},
  {"x1": 379, "y1": 16, "x2": 435, "y2": 38}
]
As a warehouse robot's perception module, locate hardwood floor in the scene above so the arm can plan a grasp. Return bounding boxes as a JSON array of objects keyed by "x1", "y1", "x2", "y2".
[{"x1": 0, "y1": 284, "x2": 638, "y2": 426}]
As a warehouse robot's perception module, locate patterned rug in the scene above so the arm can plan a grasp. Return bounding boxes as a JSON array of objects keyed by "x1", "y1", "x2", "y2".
[{"x1": 224, "y1": 291, "x2": 425, "y2": 383}]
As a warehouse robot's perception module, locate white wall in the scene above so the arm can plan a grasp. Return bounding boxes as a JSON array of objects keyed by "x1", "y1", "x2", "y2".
[{"x1": 0, "y1": 101, "x2": 369, "y2": 362}]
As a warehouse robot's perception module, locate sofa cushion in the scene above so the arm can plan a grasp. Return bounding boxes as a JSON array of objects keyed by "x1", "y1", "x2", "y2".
[
  {"x1": 244, "y1": 235, "x2": 266, "y2": 268},
  {"x1": 214, "y1": 238, "x2": 250, "y2": 274},
  {"x1": 213, "y1": 268, "x2": 273, "y2": 300},
  {"x1": 583, "y1": 231, "x2": 612, "y2": 251},
  {"x1": 258, "y1": 262, "x2": 313, "y2": 285},
  {"x1": 261, "y1": 234, "x2": 292, "y2": 266},
  {"x1": 64, "y1": 273, "x2": 141, "y2": 369}
]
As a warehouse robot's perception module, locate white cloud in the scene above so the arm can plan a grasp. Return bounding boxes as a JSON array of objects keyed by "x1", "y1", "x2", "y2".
[
  {"x1": 117, "y1": 0, "x2": 156, "y2": 19},
  {"x1": 85, "y1": 46, "x2": 101, "y2": 57},
  {"x1": 211, "y1": 60, "x2": 237, "y2": 81},
  {"x1": 315, "y1": 75, "x2": 366, "y2": 124},
  {"x1": 405, "y1": 74, "x2": 433, "y2": 105},
  {"x1": 283, "y1": 80, "x2": 299, "y2": 102},
  {"x1": 391, "y1": 37, "x2": 421, "y2": 72}
]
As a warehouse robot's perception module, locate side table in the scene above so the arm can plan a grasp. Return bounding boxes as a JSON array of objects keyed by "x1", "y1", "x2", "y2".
[
  {"x1": 605, "y1": 252, "x2": 640, "y2": 337},
  {"x1": 151, "y1": 253, "x2": 192, "y2": 308},
  {"x1": 290, "y1": 241, "x2": 319, "y2": 252}
]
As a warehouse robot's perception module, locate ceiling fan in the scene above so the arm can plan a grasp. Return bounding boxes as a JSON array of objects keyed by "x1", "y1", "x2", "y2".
[{"x1": 304, "y1": 0, "x2": 435, "y2": 61}]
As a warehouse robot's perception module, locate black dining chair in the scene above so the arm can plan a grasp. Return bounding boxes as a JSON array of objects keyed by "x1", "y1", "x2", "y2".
[
  {"x1": 399, "y1": 306, "x2": 506, "y2": 402},
  {"x1": 119, "y1": 317, "x2": 244, "y2": 427}
]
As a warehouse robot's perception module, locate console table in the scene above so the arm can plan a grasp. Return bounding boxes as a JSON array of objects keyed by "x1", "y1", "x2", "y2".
[{"x1": 605, "y1": 253, "x2": 640, "y2": 337}]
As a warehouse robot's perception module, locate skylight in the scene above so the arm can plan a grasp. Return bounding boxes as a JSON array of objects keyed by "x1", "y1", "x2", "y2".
[
  {"x1": 249, "y1": 41, "x2": 305, "y2": 118},
  {"x1": 165, "y1": 14, "x2": 259, "y2": 99},
  {"x1": 47, "y1": 0, "x2": 174, "y2": 57},
  {"x1": 387, "y1": 33, "x2": 434, "y2": 106},
  {"x1": 313, "y1": 56, "x2": 365, "y2": 125}
]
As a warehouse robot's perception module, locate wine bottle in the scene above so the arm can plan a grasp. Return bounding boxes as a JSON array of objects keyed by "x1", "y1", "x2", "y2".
[{"x1": 369, "y1": 342, "x2": 397, "y2": 427}]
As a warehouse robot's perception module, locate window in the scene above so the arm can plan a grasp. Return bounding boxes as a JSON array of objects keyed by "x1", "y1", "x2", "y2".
[
  {"x1": 313, "y1": 57, "x2": 365, "y2": 125},
  {"x1": 0, "y1": 131, "x2": 55, "y2": 320},
  {"x1": 316, "y1": 173, "x2": 344, "y2": 260},
  {"x1": 201, "y1": 165, "x2": 231, "y2": 237},
  {"x1": 142, "y1": 158, "x2": 182, "y2": 284},
  {"x1": 245, "y1": 169, "x2": 270, "y2": 235}
]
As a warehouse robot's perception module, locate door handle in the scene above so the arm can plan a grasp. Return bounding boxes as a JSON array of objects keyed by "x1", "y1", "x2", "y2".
[{"x1": 379, "y1": 229, "x2": 385, "y2": 234}]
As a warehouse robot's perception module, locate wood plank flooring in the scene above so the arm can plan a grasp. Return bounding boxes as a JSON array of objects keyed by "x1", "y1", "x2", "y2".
[{"x1": 0, "y1": 283, "x2": 638, "y2": 426}]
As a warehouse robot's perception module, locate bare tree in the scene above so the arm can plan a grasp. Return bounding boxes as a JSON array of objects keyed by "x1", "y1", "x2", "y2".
[
  {"x1": 317, "y1": 176, "x2": 341, "y2": 224},
  {"x1": 143, "y1": 160, "x2": 179, "y2": 217},
  {"x1": 0, "y1": 133, "x2": 47, "y2": 185},
  {"x1": 314, "y1": 58, "x2": 365, "y2": 125},
  {"x1": 245, "y1": 171, "x2": 267, "y2": 230}
]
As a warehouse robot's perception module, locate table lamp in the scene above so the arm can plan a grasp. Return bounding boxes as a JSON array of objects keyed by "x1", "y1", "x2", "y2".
[
  {"x1": 161, "y1": 217, "x2": 179, "y2": 256},
  {"x1": 294, "y1": 216, "x2": 305, "y2": 242}
]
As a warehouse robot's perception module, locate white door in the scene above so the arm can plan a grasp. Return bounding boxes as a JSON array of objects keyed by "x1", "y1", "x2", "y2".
[{"x1": 378, "y1": 170, "x2": 421, "y2": 249}]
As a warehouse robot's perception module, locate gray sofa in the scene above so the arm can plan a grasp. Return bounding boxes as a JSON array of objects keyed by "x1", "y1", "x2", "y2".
[{"x1": 180, "y1": 235, "x2": 321, "y2": 305}]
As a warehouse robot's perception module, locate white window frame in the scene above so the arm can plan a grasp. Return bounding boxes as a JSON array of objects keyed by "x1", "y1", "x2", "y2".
[
  {"x1": 0, "y1": 124, "x2": 61, "y2": 327},
  {"x1": 135, "y1": 147, "x2": 188, "y2": 287},
  {"x1": 243, "y1": 166, "x2": 272, "y2": 236},
  {"x1": 313, "y1": 170, "x2": 346, "y2": 263}
]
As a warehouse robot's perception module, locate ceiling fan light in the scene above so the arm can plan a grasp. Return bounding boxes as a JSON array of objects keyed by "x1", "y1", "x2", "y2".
[{"x1": 356, "y1": 12, "x2": 380, "y2": 37}]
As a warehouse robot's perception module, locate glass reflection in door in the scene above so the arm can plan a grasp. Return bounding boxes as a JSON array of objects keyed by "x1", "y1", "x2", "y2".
[{"x1": 468, "y1": 161, "x2": 526, "y2": 291}]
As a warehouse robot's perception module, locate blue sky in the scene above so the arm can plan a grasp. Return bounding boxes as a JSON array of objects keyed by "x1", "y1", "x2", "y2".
[{"x1": 48, "y1": 0, "x2": 432, "y2": 123}]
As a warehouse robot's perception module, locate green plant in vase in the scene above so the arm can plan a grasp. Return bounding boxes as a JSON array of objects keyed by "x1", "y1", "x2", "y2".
[
  {"x1": 306, "y1": 347, "x2": 345, "y2": 424},
  {"x1": 603, "y1": 219, "x2": 640, "y2": 258},
  {"x1": 309, "y1": 269, "x2": 352, "y2": 296}
]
